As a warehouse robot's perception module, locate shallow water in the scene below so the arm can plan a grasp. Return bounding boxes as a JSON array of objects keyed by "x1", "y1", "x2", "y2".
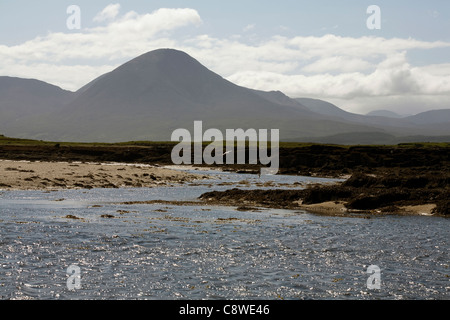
[{"x1": 0, "y1": 169, "x2": 448, "y2": 300}]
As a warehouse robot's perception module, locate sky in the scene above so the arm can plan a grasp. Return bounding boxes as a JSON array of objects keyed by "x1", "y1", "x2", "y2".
[{"x1": 1, "y1": 0, "x2": 449, "y2": 115}]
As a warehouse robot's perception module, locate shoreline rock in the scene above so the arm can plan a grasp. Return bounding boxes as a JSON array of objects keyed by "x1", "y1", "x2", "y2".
[{"x1": 198, "y1": 168, "x2": 449, "y2": 217}]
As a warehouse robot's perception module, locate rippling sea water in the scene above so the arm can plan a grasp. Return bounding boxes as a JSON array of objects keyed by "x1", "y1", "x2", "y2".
[{"x1": 0, "y1": 169, "x2": 448, "y2": 300}]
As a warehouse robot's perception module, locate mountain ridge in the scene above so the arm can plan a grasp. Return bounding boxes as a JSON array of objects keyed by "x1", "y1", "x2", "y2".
[
  {"x1": 1, "y1": 49, "x2": 449, "y2": 143},
  {"x1": 366, "y1": 109, "x2": 405, "y2": 118}
]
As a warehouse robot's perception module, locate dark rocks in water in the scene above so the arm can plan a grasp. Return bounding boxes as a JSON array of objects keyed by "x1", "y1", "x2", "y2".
[
  {"x1": 199, "y1": 169, "x2": 450, "y2": 216},
  {"x1": 236, "y1": 206, "x2": 261, "y2": 211},
  {"x1": 346, "y1": 191, "x2": 410, "y2": 210},
  {"x1": 301, "y1": 186, "x2": 353, "y2": 205},
  {"x1": 435, "y1": 200, "x2": 450, "y2": 215},
  {"x1": 200, "y1": 188, "x2": 305, "y2": 209},
  {"x1": 65, "y1": 214, "x2": 81, "y2": 219}
]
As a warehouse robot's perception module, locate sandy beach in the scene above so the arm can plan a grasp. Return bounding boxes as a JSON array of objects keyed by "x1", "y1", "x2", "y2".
[
  {"x1": 0, "y1": 160, "x2": 204, "y2": 190},
  {"x1": 297, "y1": 201, "x2": 437, "y2": 216}
]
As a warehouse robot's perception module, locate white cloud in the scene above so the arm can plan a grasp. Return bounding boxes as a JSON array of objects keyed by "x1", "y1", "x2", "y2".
[
  {"x1": 93, "y1": 3, "x2": 121, "y2": 23},
  {"x1": 330, "y1": 95, "x2": 450, "y2": 116},
  {"x1": 226, "y1": 51, "x2": 450, "y2": 100},
  {"x1": 0, "y1": 7, "x2": 202, "y2": 64},
  {"x1": 277, "y1": 25, "x2": 290, "y2": 32},
  {"x1": 243, "y1": 24, "x2": 255, "y2": 32},
  {"x1": 302, "y1": 56, "x2": 374, "y2": 73},
  {"x1": 0, "y1": 62, "x2": 117, "y2": 92}
]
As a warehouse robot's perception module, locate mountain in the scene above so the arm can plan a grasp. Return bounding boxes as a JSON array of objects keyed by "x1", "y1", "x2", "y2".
[
  {"x1": 366, "y1": 110, "x2": 404, "y2": 118},
  {"x1": 295, "y1": 97, "x2": 450, "y2": 137},
  {"x1": 2, "y1": 49, "x2": 386, "y2": 142},
  {"x1": 296, "y1": 97, "x2": 353, "y2": 118},
  {"x1": 0, "y1": 76, "x2": 73, "y2": 127},
  {"x1": 404, "y1": 109, "x2": 450, "y2": 125},
  {"x1": 43, "y1": 49, "x2": 326, "y2": 141},
  {"x1": 1, "y1": 49, "x2": 449, "y2": 144},
  {"x1": 296, "y1": 97, "x2": 404, "y2": 125},
  {"x1": 252, "y1": 90, "x2": 310, "y2": 110}
]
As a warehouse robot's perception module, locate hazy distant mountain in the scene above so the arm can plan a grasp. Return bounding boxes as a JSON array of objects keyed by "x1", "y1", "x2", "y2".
[
  {"x1": 0, "y1": 76, "x2": 73, "y2": 127},
  {"x1": 296, "y1": 97, "x2": 353, "y2": 118},
  {"x1": 1, "y1": 49, "x2": 449, "y2": 144},
  {"x1": 295, "y1": 97, "x2": 450, "y2": 137},
  {"x1": 366, "y1": 109, "x2": 404, "y2": 118},
  {"x1": 297, "y1": 97, "x2": 405, "y2": 125},
  {"x1": 252, "y1": 90, "x2": 310, "y2": 110},
  {"x1": 404, "y1": 109, "x2": 450, "y2": 124}
]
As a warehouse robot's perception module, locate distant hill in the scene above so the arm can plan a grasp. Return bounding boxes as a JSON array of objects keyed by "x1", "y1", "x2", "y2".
[
  {"x1": 296, "y1": 97, "x2": 353, "y2": 118},
  {"x1": 252, "y1": 90, "x2": 310, "y2": 110},
  {"x1": 296, "y1": 97, "x2": 404, "y2": 125},
  {"x1": 366, "y1": 110, "x2": 404, "y2": 118},
  {"x1": 296, "y1": 97, "x2": 450, "y2": 137},
  {"x1": 0, "y1": 76, "x2": 73, "y2": 127},
  {"x1": 1, "y1": 49, "x2": 449, "y2": 144},
  {"x1": 289, "y1": 131, "x2": 398, "y2": 145},
  {"x1": 404, "y1": 109, "x2": 450, "y2": 124},
  {"x1": 1, "y1": 49, "x2": 386, "y2": 142}
]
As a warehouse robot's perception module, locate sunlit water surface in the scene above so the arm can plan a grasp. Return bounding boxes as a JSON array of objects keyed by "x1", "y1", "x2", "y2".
[{"x1": 0, "y1": 169, "x2": 448, "y2": 300}]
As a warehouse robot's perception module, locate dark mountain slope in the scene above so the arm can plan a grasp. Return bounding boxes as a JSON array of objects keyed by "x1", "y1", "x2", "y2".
[
  {"x1": 0, "y1": 76, "x2": 73, "y2": 127},
  {"x1": 18, "y1": 49, "x2": 381, "y2": 142},
  {"x1": 2, "y1": 49, "x2": 449, "y2": 143}
]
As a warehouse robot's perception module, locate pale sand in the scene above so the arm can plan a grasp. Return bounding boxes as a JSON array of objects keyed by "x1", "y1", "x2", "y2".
[
  {"x1": 296, "y1": 200, "x2": 437, "y2": 216},
  {"x1": 0, "y1": 160, "x2": 205, "y2": 190},
  {"x1": 296, "y1": 201, "x2": 348, "y2": 215},
  {"x1": 399, "y1": 204, "x2": 437, "y2": 216}
]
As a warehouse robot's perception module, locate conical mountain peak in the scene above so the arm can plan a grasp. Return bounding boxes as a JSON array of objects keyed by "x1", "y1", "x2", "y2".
[
  {"x1": 3, "y1": 48, "x2": 429, "y2": 143},
  {"x1": 117, "y1": 48, "x2": 203, "y2": 72},
  {"x1": 75, "y1": 48, "x2": 230, "y2": 104}
]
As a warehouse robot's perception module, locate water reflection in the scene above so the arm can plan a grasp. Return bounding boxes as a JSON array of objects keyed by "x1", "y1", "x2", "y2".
[{"x1": 0, "y1": 169, "x2": 448, "y2": 300}]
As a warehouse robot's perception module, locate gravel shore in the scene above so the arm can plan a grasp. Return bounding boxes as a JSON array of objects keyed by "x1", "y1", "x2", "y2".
[{"x1": 0, "y1": 160, "x2": 204, "y2": 190}]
